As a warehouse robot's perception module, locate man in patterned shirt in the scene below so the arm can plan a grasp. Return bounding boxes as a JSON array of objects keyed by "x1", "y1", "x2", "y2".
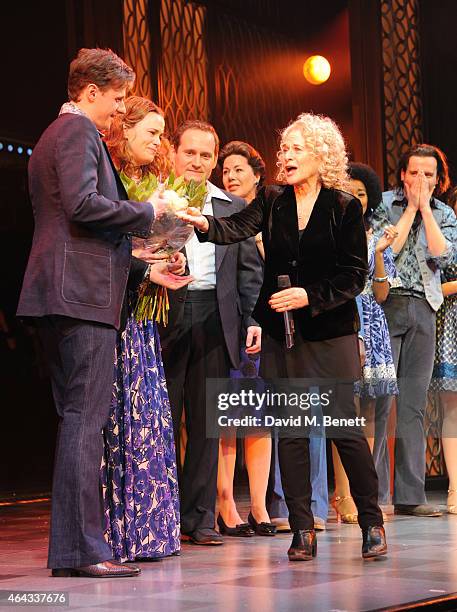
[{"x1": 372, "y1": 144, "x2": 457, "y2": 516}]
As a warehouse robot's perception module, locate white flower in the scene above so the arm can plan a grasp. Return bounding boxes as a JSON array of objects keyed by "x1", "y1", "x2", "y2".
[{"x1": 163, "y1": 189, "x2": 188, "y2": 211}]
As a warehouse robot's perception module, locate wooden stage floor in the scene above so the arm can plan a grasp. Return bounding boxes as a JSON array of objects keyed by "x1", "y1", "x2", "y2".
[{"x1": 1, "y1": 493, "x2": 457, "y2": 611}]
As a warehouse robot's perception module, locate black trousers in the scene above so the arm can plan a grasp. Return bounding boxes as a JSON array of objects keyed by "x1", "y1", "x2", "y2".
[
  {"x1": 36, "y1": 316, "x2": 116, "y2": 568},
  {"x1": 262, "y1": 331, "x2": 383, "y2": 531},
  {"x1": 278, "y1": 435, "x2": 382, "y2": 530},
  {"x1": 160, "y1": 291, "x2": 231, "y2": 533}
]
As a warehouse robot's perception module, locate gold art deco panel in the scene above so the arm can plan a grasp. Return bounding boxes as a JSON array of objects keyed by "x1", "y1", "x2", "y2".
[
  {"x1": 426, "y1": 393, "x2": 445, "y2": 477},
  {"x1": 122, "y1": 0, "x2": 152, "y2": 98},
  {"x1": 157, "y1": 0, "x2": 209, "y2": 132},
  {"x1": 381, "y1": 0, "x2": 423, "y2": 188}
]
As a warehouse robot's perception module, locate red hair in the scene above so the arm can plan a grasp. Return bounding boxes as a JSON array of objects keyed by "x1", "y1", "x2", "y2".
[{"x1": 105, "y1": 96, "x2": 172, "y2": 179}]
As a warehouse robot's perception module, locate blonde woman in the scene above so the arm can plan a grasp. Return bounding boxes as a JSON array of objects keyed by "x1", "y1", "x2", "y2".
[{"x1": 179, "y1": 113, "x2": 386, "y2": 561}]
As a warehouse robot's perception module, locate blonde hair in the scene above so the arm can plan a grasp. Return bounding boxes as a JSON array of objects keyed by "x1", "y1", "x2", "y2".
[{"x1": 276, "y1": 113, "x2": 350, "y2": 191}]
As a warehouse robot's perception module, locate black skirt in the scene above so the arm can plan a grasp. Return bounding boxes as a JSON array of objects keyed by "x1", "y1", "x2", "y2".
[{"x1": 260, "y1": 331, "x2": 360, "y2": 381}]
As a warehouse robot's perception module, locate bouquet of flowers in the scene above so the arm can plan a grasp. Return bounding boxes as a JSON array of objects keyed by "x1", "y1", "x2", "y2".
[{"x1": 120, "y1": 171, "x2": 207, "y2": 325}]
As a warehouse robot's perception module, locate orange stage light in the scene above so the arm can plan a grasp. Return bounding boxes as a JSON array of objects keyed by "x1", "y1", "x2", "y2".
[{"x1": 303, "y1": 55, "x2": 331, "y2": 85}]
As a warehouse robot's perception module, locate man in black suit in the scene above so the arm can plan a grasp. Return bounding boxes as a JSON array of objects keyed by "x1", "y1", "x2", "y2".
[
  {"x1": 17, "y1": 48, "x2": 166, "y2": 578},
  {"x1": 159, "y1": 120, "x2": 262, "y2": 545}
]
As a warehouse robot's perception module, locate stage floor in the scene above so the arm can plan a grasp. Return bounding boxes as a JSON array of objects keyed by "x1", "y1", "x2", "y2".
[{"x1": 1, "y1": 493, "x2": 457, "y2": 612}]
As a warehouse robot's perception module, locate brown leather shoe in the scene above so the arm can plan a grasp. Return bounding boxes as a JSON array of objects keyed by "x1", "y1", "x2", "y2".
[{"x1": 51, "y1": 560, "x2": 141, "y2": 578}]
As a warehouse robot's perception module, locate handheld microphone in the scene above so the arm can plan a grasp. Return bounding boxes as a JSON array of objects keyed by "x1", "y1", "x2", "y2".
[{"x1": 278, "y1": 275, "x2": 295, "y2": 349}]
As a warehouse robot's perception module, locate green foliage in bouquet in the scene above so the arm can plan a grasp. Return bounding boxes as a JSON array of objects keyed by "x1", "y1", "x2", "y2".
[
  {"x1": 119, "y1": 171, "x2": 207, "y2": 209},
  {"x1": 164, "y1": 171, "x2": 208, "y2": 210},
  {"x1": 120, "y1": 171, "x2": 159, "y2": 202},
  {"x1": 119, "y1": 171, "x2": 206, "y2": 326}
]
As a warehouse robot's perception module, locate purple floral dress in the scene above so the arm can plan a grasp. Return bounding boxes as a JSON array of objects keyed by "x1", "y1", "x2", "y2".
[{"x1": 102, "y1": 309, "x2": 180, "y2": 560}]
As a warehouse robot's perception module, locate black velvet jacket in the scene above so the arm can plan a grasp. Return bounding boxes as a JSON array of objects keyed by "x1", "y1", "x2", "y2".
[{"x1": 197, "y1": 184, "x2": 368, "y2": 342}]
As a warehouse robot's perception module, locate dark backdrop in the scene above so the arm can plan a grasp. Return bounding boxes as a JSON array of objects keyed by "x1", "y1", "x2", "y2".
[
  {"x1": 1, "y1": 0, "x2": 456, "y2": 497},
  {"x1": 420, "y1": 0, "x2": 457, "y2": 184}
]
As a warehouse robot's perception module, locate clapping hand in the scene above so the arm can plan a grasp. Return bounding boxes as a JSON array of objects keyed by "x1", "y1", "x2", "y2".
[
  {"x1": 405, "y1": 172, "x2": 434, "y2": 213},
  {"x1": 375, "y1": 225, "x2": 398, "y2": 253}
]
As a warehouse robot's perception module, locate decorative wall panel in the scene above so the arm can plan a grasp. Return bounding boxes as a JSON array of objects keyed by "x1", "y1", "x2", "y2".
[
  {"x1": 122, "y1": 0, "x2": 152, "y2": 98},
  {"x1": 157, "y1": 0, "x2": 209, "y2": 131},
  {"x1": 381, "y1": 0, "x2": 444, "y2": 479},
  {"x1": 381, "y1": 0, "x2": 423, "y2": 187},
  {"x1": 425, "y1": 394, "x2": 445, "y2": 477}
]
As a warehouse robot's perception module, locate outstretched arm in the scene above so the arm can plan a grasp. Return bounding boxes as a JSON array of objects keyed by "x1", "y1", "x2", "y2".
[{"x1": 177, "y1": 190, "x2": 265, "y2": 245}]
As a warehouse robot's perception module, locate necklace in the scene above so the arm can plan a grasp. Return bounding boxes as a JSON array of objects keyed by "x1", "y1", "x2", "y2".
[{"x1": 295, "y1": 186, "x2": 320, "y2": 229}]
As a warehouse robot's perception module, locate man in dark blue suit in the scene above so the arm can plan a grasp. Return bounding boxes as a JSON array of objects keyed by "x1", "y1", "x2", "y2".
[
  {"x1": 17, "y1": 48, "x2": 165, "y2": 578},
  {"x1": 159, "y1": 120, "x2": 263, "y2": 545}
]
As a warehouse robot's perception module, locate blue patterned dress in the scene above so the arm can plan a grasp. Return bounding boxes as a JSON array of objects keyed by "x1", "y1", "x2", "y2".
[
  {"x1": 430, "y1": 261, "x2": 457, "y2": 392},
  {"x1": 357, "y1": 233, "x2": 400, "y2": 398},
  {"x1": 102, "y1": 302, "x2": 180, "y2": 561}
]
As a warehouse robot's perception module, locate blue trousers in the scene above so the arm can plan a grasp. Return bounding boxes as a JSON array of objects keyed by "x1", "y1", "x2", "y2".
[
  {"x1": 37, "y1": 316, "x2": 116, "y2": 568},
  {"x1": 267, "y1": 397, "x2": 328, "y2": 521}
]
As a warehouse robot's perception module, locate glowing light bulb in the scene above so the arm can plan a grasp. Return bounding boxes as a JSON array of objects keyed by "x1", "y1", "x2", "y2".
[{"x1": 303, "y1": 55, "x2": 331, "y2": 85}]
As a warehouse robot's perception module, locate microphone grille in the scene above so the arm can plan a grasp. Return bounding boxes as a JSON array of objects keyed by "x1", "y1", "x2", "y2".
[{"x1": 278, "y1": 274, "x2": 291, "y2": 289}]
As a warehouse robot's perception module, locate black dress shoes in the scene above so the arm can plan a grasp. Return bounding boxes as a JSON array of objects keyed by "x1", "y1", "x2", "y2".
[
  {"x1": 181, "y1": 528, "x2": 224, "y2": 545},
  {"x1": 362, "y1": 525, "x2": 387, "y2": 559},
  {"x1": 217, "y1": 514, "x2": 254, "y2": 537},
  {"x1": 51, "y1": 560, "x2": 141, "y2": 578},
  {"x1": 287, "y1": 529, "x2": 317, "y2": 561},
  {"x1": 247, "y1": 512, "x2": 277, "y2": 536}
]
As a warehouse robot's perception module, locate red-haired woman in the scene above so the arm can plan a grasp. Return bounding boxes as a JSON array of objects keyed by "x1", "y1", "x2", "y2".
[{"x1": 103, "y1": 97, "x2": 191, "y2": 561}]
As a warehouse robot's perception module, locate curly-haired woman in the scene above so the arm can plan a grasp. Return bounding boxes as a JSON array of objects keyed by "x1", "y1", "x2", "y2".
[{"x1": 179, "y1": 112, "x2": 387, "y2": 561}]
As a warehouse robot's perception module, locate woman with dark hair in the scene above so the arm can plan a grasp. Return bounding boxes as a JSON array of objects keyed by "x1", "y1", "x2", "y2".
[
  {"x1": 103, "y1": 96, "x2": 192, "y2": 561},
  {"x1": 215, "y1": 140, "x2": 275, "y2": 536},
  {"x1": 331, "y1": 162, "x2": 400, "y2": 522},
  {"x1": 220, "y1": 140, "x2": 266, "y2": 258},
  {"x1": 179, "y1": 113, "x2": 387, "y2": 561}
]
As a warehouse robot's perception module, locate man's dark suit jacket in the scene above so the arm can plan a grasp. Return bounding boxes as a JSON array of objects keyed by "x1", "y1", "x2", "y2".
[
  {"x1": 17, "y1": 113, "x2": 153, "y2": 329},
  {"x1": 198, "y1": 185, "x2": 368, "y2": 343},
  {"x1": 159, "y1": 192, "x2": 263, "y2": 369}
]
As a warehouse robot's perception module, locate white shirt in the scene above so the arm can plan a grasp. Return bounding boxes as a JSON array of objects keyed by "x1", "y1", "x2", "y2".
[{"x1": 186, "y1": 182, "x2": 232, "y2": 290}]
